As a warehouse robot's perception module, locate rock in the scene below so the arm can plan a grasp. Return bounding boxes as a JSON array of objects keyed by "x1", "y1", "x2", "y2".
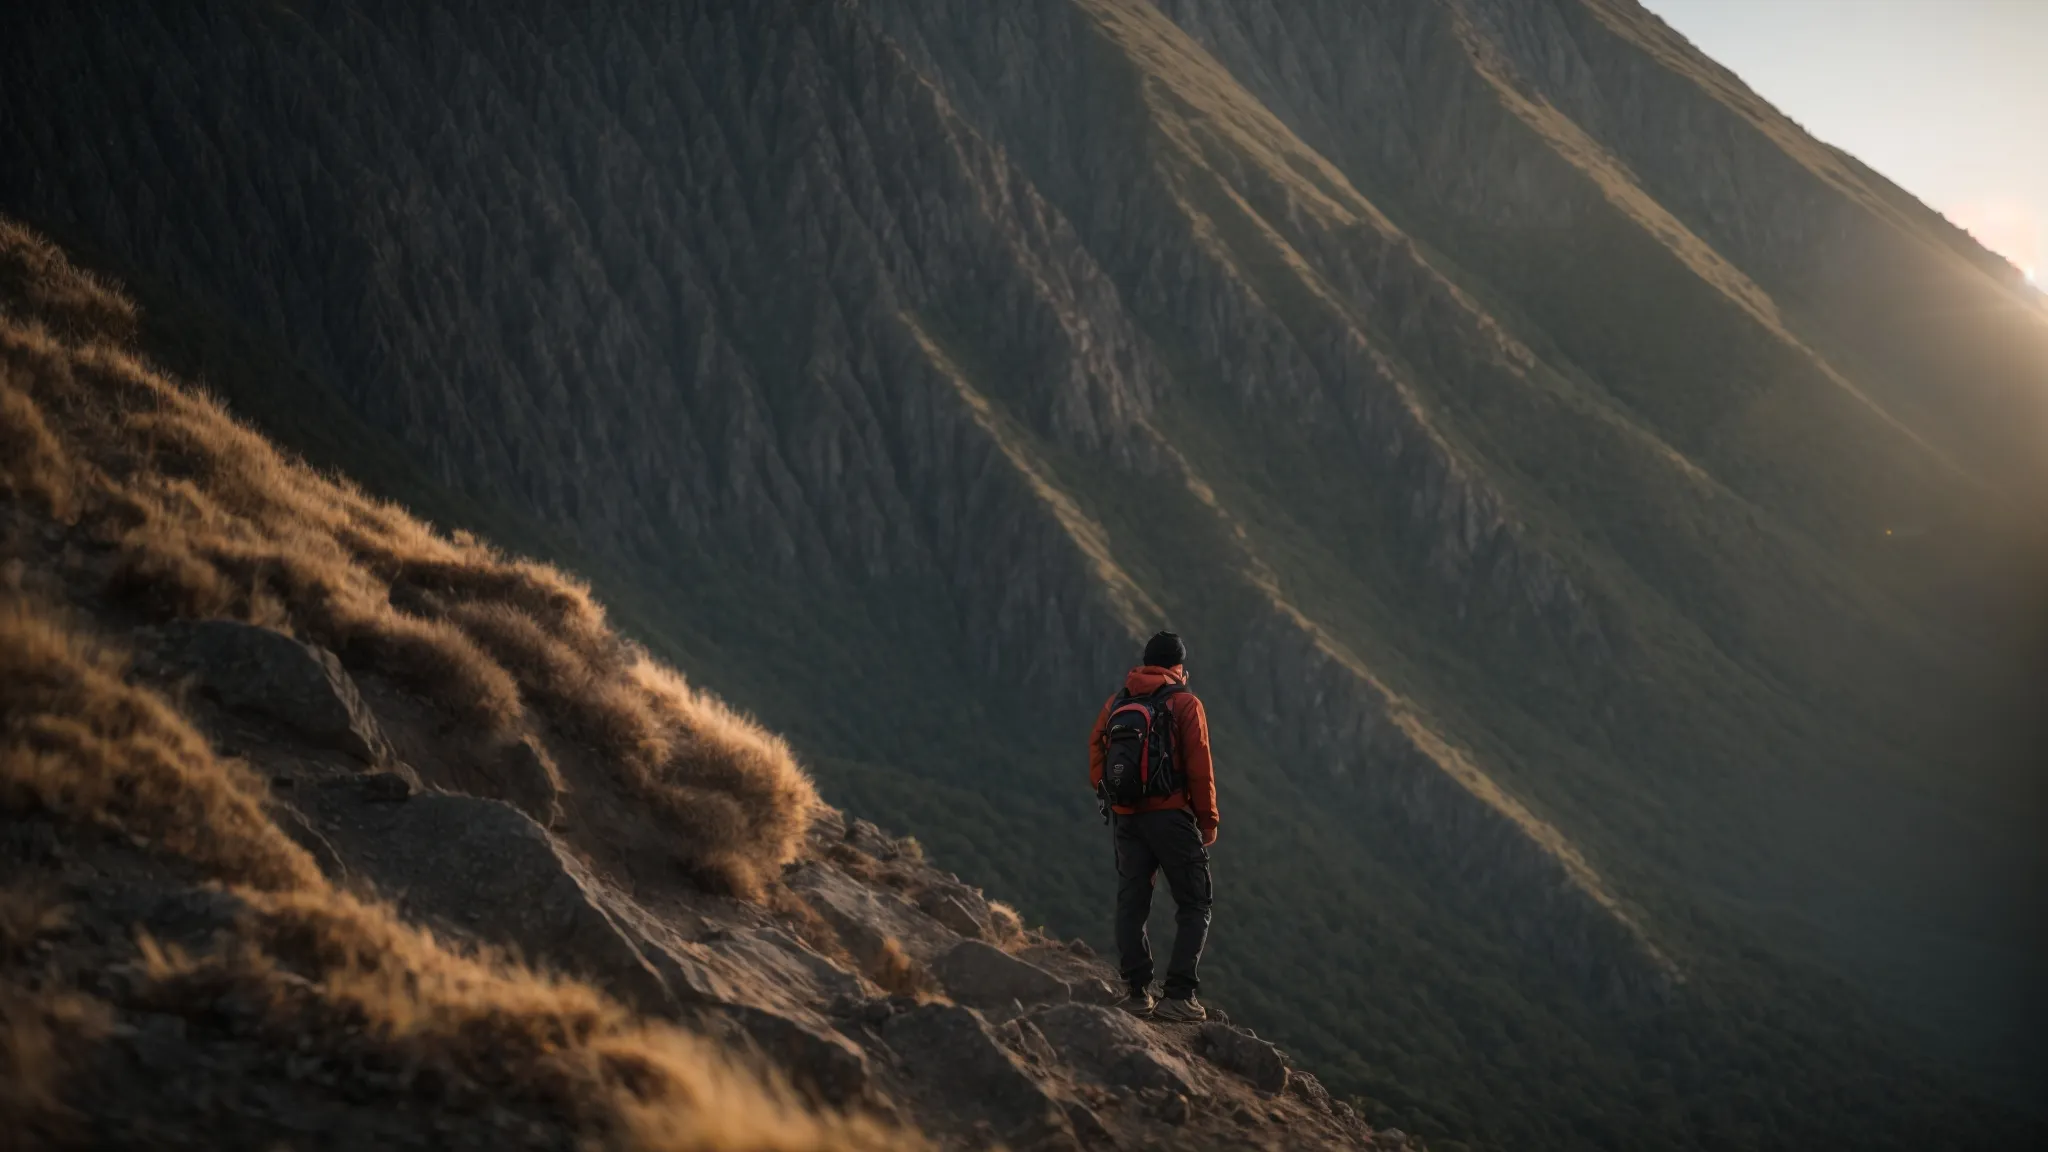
[
  {"x1": 1378, "y1": 1128, "x2": 1409, "y2": 1147},
  {"x1": 275, "y1": 805, "x2": 349, "y2": 880},
  {"x1": 787, "y1": 861, "x2": 956, "y2": 964},
  {"x1": 1149, "y1": 1091, "x2": 1191, "y2": 1126},
  {"x1": 919, "y1": 877, "x2": 999, "y2": 935},
  {"x1": 1030, "y1": 1004, "x2": 1200, "y2": 1097},
  {"x1": 1002, "y1": 1017, "x2": 1060, "y2": 1068},
  {"x1": 881, "y1": 1003, "x2": 1072, "y2": 1145},
  {"x1": 1063, "y1": 1099, "x2": 1113, "y2": 1145},
  {"x1": 1070, "y1": 977, "x2": 1120, "y2": 1006},
  {"x1": 715, "y1": 1004, "x2": 870, "y2": 1106},
  {"x1": 160, "y1": 620, "x2": 391, "y2": 764},
  {"x1": 934, "y1": 940, "x2": 1071, "y2": 1008},
  {"x1": 358, "y1": 770, "x2": 413, "y2": 802},
  {"x1": 829, "y1": 994, "x2": 897, "y2": 1027},
  {"x1": 845, "y1": 818, "x2": 896, "y2": 858},
  {"x1": 480, "y1": 736, "x2": 561, "y2": 824},
  {"x1": 126, "y1": 1012, "x2": 189, "y2": 1074},
  {"x1": 700, "y1": 926, "x2": 863, "y2": 1007},
  {"x1": 915, "y1": 888, "x2": 986, "y2": 939},
  {"x1": 1285, "y1": 1068, "x2": 1332, "y2": 1112},
  {"x1": 336, "y1": 794, "x2": 681, "y2": 1011},
  {"x1": 1198, "y1": 1022, "x2": 1288, "y2": 1093},
  {"x1": 809, "y1": 806, "x2": 848, "y2": 840}
]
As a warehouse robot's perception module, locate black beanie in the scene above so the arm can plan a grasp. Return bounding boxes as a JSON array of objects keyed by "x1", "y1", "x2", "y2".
[{"x1": 1142, "y1": 630, "x2": 1187, "y2": 668}]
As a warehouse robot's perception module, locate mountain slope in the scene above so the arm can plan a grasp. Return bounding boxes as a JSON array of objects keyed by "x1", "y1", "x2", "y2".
[
  {"x1": 0, "y1": 218, "x2": 1374, "y2": 1151},
  {"x1": 3, "y1": 1, "x2": 2043, "y2": 1147}
]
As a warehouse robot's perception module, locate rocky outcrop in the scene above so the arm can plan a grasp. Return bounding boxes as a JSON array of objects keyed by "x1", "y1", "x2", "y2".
[
  {"x1": 157, "y1": 620, "x2": 394, "y2": 765},
  {"x1": 932, "y1": 941, "x2": 1073, "y2": 1009},
  {"x1": 786, "y1": 860, "x2": 959, "y2": 966},
  {"x1": 1199, "y1": 1021, "x2": 1290, "y2": 1093},
  {"x1": 882, "y1": 1004, "x2": 1078, "y2": 1147},
  {"x1": 292, "y1": 787, "x2": 693, "y2": 1013},
  {"x1": 710, "y1": 1004, "x2": 874, "y2": 1108},
  {"x1": 1031, "y1": 1004, "x2": 1202, "y2": 1096},
  {"x1": 88, "y1": 587, "x2": 1380, "y2": 1147}
]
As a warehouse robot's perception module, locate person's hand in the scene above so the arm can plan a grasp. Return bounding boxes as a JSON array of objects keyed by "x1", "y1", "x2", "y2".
[{"x1": 1201, "y1": 826, "x2": 1218, "y2": 847}]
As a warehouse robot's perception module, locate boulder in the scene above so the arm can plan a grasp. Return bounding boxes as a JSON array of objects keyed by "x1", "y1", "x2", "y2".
[
  {"x1": 845, "y1": 818, "x2": 898, "y2": 858},
  {"x1": 330, "y1": 793, "x2": 683, "y2": 1012},
  {"x1": 881, "y1": 1004, "x2": 1072, "y2": 1145},
  {"x1": 1069, "y1": 977, "x2": 1120, "y2": 1006},
  {"x1": 713, "y1": 1004, "x2": 870, "y2": 1106},
  {"x1": 479, "y1": 736, "x2": 562, "y2": 825},
  {"x1": 1285, "y1": 1068, "x2": 1333, "y2": 1112},
  {"x1": 804, "y1": 806, "x2": 849, "y2": 850},
  {"x1": 934, "y1": 940, "x2": 1071, "y2": 1008},
  {"x1": 1001, "y1": 1017, "x2": 1060, "y2": 1068},
  {"x1": 161, "y1": 620, "x2": 391, "y2": 764},
  {"x1": 917, "y1": 877, "x2": 998, "y2": 934},
  {"x1": 700, "y1": 926, "x2": 864, "y2": 1006},
  {"x1": 1030, "y1": 1004, "x2": 1201, "y2": 1097},
  {"x1": 786, "y1": 861, "x2": 955, "y2": 963},
  {"x1": 1198, "y1": 1021, "x2": 1289, "y2": 1093},
  {"x1": 915, "y1": 888, "x2": 986, "y2": 939},
  {"x1": 1063, "y1": 1099, "x2": 1113, "y2": 1145},
  {"x1": 1148, "y1": 1090, "x2": 1191, "y2": 1126},
  {"x1": 358, "y1": 770, "x2": 413, "y2": 802}
]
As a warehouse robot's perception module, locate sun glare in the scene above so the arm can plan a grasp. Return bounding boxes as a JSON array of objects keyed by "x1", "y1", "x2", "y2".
[{"x1": 1949, "y1": 198, "x2": 2042, "y2": 287}]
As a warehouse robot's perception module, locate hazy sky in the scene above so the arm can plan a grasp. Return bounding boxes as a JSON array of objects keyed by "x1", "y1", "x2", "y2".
[{"x1": 1640, "y1": 0, "x2": 2046, "y2": 282}]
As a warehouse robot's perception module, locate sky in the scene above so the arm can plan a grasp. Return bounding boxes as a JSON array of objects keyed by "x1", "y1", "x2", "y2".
[{"x1": 1640, "y1": 0, "x2": 2046, "y2": 283}]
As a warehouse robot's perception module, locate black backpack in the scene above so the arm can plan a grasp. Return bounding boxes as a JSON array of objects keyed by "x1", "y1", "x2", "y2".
[{"x1": 1099, "y1": 683, "x2": 1187, "y2": 807}]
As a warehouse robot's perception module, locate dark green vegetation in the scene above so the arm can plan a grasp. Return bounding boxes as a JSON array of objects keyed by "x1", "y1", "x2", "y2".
[{"x1": 4, "y1": 1, "x2": 2044, "y2": 1147}]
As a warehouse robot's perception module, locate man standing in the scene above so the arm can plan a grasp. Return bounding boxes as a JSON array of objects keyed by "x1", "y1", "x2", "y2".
[{"x1": 1088, "y1": 630, "x2": 1218, "y2": 1021}]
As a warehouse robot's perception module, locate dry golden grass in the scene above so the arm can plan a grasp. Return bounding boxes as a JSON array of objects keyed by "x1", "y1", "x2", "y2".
[
  {"x1": 0, "y1": 978, "x2": 108, "y2": 1139},
  {"x1": 0, "y1": 218, "x2": 817, "y2": 896},
  {"x1": 0, "y1": 598, "x2": 323, "y2": 891},
  {"x1": 0, "y1": 593, "x2": 910, "y2": 1150},
  {"x1": 0, "y1": 884, "x2": 101, "y2": 1137},
  {"x1": 138, "y1": 889, "x2": 904, "y2": 1151},
  {"x1": 984, "y1": 901, "x2": 1026, "y2": 947},
  {"x1": 863, "y1": 937, "x2": 939, "y2": 1000}
]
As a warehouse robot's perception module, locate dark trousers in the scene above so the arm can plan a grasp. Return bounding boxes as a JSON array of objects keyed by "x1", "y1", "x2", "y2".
[{"x1": 1113, "y1": 808, "x2": 1213, "y2": 998}]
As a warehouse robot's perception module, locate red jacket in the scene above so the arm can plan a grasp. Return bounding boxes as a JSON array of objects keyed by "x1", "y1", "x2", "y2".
[{"x1": 1088, "y1": 665, "x2": 1218, "y2": 832}]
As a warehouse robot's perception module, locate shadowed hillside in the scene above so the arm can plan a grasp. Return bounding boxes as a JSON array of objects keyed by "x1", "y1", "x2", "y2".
[
  {"x1": 0, "y1": 218, "x2": 905, "y2": 1151},
  {"x1": 3, "y1": 219, "x2": 1385, "y2": 1151},
  {"x1": 2, "y1": 1, "x2": 2044, "y2": 1148}
]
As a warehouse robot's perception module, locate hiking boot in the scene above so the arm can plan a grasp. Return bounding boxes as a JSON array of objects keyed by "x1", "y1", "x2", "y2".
[
  {"x1": 1152, "y1": 994, "x2": 1207, "y2": 1022},
  {"x1": 1116, "y1": 986, "x2": 1155, "y2": 1016}
]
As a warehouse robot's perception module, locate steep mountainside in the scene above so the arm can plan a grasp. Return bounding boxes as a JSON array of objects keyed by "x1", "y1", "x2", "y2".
[
  {"x1": 0, "y1": 220, "x2": 1371, "y2": 1151},
  {"x1": 3, "y1": 1, "x2": 2043, "y2": 1148}
]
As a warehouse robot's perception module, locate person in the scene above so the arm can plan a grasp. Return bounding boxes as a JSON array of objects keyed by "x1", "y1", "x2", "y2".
[{"x1": 1088, "y1": 630, "x2": 1217, "y2": 1021}]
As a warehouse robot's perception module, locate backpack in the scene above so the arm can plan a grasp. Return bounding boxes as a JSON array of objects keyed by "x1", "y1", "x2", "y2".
[{"x1": 1099, "y1": 683, "x2": 1187, "y2": 808}]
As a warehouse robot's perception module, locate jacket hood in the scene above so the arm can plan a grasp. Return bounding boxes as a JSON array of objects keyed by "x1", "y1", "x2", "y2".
[{"x1": 1123, "y1": 664, "x2": 1186, "y2": 694}]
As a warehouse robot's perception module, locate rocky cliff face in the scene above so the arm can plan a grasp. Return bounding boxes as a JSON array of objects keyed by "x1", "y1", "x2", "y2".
[{"x1": 3, "y1": 1, "x2": 2043, "y2": 1147}]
